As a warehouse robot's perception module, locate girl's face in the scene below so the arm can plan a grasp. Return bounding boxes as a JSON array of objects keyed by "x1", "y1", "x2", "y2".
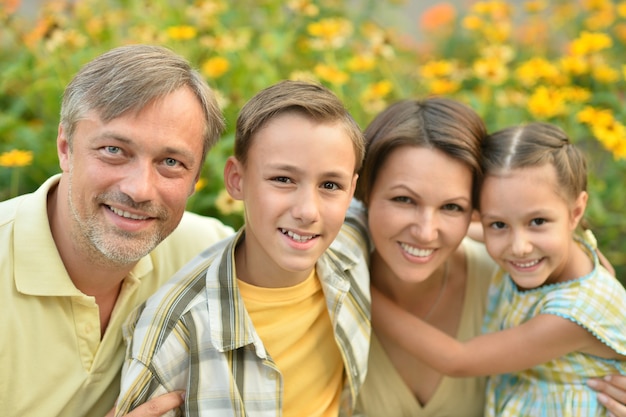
[
  {"x1": 367, "y1": 146, "x2": 473, "y2": 284},
  {"x1": 480, "y1": 164, "x2": 586, "y2": 289}
]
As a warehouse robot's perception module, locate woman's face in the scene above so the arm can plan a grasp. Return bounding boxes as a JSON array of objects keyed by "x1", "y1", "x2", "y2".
[{"x1": 367, "y1": 145, "x2": 474, "y2": 283}]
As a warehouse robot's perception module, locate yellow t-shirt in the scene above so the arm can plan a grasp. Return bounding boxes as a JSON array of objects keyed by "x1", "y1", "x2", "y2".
[
  {"x1": 0, "y1": 174, "x2": 234, "y2": 417},
  {"x1": 238, "y1": 269, "x2": 343, "y2": 417}
]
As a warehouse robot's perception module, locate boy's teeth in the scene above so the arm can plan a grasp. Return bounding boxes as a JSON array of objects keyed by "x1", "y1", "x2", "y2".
[
  {"x1": 400, "y1": 243, "x2": 434, "y2": 257},
  {"x1": 282, "y1": 229, "x2": 314, "y2": 242}
]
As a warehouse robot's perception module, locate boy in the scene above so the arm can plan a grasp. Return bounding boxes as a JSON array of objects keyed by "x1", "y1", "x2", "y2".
[{"x1": 115, "y1": 80, "x2": 371, "y2": 417}]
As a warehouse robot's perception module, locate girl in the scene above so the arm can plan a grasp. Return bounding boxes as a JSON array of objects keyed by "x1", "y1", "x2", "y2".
[{"x1": 373, "y1": 122, "x2": 626, "y2": 416}]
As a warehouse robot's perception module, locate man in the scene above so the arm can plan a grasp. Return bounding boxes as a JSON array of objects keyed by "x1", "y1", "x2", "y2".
[{"x1": 0, "y1": 44, "x2": 234, "y2": 417}]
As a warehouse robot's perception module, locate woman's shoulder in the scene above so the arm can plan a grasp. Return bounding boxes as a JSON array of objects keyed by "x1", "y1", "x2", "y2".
[{"x1": 461, "y1": 238, "x2": 498, "y2": 276}]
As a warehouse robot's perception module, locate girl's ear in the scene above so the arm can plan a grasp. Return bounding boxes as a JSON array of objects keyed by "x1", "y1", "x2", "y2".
[
  {"x1": 570, "y1": 191, "x2": 588, "y2": 230},
  {"x1": 223, "y1": 156, "x2": 244, "y2": 200}
]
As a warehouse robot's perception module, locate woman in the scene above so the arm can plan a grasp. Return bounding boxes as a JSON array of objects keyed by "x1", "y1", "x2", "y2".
[{"x1": 354, "y1": 97, "x2": 496, "y2": 416}]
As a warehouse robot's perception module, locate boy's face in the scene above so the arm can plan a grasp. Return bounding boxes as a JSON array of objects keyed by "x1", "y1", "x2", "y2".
[{"x1": 226, "y1": 112, "x2": 358, "y2": 287}]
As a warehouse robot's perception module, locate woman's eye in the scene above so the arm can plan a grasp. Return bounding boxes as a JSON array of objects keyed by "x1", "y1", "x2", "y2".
[
  {"x1": 442, "y1": 203, "x2": 463, "y2": 212},
  {"x1": 392, "y1": 196, "x2": 412, "y2": 204}
]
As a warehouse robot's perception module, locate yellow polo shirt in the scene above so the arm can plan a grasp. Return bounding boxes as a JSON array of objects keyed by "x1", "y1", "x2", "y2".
[{"x1": 0, "y1": 174, "x2": 234, "y2": 417}]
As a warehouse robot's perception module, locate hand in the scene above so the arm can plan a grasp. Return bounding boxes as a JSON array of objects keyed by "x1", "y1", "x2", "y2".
[
  {"x1": 588, "y1": 375, "x2": 626, "y2": 416},
  {"x1": 104, "y1": 391, "x2": 185, "y2": 417}
]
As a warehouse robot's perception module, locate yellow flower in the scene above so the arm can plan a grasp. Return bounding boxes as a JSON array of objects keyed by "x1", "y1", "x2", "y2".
[
  {"x1": 314, "y1": 64, "x2": 349, "y2": 85},
  {"x1": 515, "y1": 57, "x2": 560, "y2": 87},
  {"x1": 361, "y1": 80, "x2": 393, "y2": 101},
  {"x1": 592, "y1": 120, "x2": 626, "y2": 159},
  {"x1": 570, "y1": 31, "x2": 612, "y2": 55},
  {"x1": 166, "y1": 25, "x2": 197, "y2": 41},
  {"x1": 473, "y1": 57, "x2": 508, "y2": 85},
  {"x1": 428, "y1": 78, "x2": 461, "y2": 95},
  {"x1": 481, "y1": 44, "x2": 514, "y2": 63},
  {"x1": 561, "y1": 86, "x2": 591, "y2": 103},
  {"x1": 348, "y1": 54, "x2": 376, "y2": 72},
  {"x1": 527, "y1": 86, "x2": 566, "y2": 118},
  {"x1": 618, "y1": 2, "x2": 626, "y2": 17},
  {"x1": 584, "y1": 9, "x2": 616, "y2": 31},
  {"x1": 194, "y1": 178, "x2": 207, "y2": 193},
  {"x1": 215, "y1": 189, "x2": 244, "y2": 215},
  {"x1": 286, "y1": 0, "x2": 319, "y2": 16},
  {"x1": 560, "y1": 56, "x2": 590, "y2": 76},
  {"x1": 577, "y1": 106, "x2": 614, "y2": 126},
  {"x1": 623, "y1": 64, "x2": 626, "y2": 81},
  {"x1": 462, "y1": 15, "x2": 482, "y2": 31},
  {"x1": 307, "y1": 18, "x2": 353, "y2": 49},
  {"x1": 202, "y1": 56, "x2": 229, "y2": 78},
  {"x1": 523, "y1": 0, "x2": 548, "y2": 13},
  {"x1": 592, "y1": 64, "x2": 620, "y2": 83},
  {"x1": 420, "y1": 60, "x2": 455, "y2": 78},
  {"x1": 0, "y1": 150, "x2": 34, "y2": 167}
]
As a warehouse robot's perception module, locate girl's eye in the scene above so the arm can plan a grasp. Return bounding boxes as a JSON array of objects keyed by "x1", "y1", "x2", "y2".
[
  {"x1": 273, "y1": 176, "x2": 292, "y2": 184},
  {"x1": 491, "y1": 221, "x2": 506, "y2": 230},
  {"x1": 531, "y1": 218, "x2": 547, "y2": 226}
]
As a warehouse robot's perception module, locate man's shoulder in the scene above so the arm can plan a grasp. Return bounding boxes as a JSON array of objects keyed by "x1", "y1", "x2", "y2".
[{"x1": 154, "y1": 211, "x2": 235, "y2": 260}]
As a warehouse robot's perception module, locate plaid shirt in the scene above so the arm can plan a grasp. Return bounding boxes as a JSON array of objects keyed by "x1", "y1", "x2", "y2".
[{"x1": 115, "y1": 212, "x2": 371, "y2": 417}]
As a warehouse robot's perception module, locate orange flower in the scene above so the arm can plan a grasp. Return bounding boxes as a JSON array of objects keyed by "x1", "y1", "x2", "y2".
[{"x1": 420, "y1": 3, "x2": 457, "y2": 32}]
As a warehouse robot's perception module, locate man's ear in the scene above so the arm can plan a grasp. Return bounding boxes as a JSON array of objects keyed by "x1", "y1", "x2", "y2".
[
  {"x1": 57, "y1": 124, "x2": 71, "y2": 173},
  {"x1": 570, "y1": 191, "x2": 588, "y2": 230},
  {"x1": 223, "y1": 156, "x2": 244, "y2": 200}
]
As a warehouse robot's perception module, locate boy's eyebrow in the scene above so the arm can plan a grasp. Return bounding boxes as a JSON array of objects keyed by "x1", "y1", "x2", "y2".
[{"x1": 270, "y1": 163, "x2": 354, "y2": 178}]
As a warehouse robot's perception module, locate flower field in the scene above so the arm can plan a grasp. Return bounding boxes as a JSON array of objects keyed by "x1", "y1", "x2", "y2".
[{"x1": 1, "y1": 0, "x2": 625, "y2": 278}]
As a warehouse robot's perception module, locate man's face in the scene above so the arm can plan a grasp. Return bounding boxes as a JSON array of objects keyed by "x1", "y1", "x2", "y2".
[{"x1": 57, "y1": 87, "x2": 206, "y2": 266}]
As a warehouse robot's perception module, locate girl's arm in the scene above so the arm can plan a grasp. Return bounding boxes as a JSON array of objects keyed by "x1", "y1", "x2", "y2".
[{"x1": 372, "y1": 286, "x2": 597, "y2": 377}]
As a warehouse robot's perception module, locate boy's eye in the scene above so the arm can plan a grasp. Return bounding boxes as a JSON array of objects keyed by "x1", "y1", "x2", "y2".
[
  {"x1": 273, "y1": 176, "x2": 292, "y2": 184},
  {"x1": 322, "y1": 182, "x2": 340, "y2": 191}
]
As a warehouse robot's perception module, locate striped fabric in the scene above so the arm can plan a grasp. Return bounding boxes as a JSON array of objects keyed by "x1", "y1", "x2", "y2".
[
  {"x1": 115, "y1": 210, "x2": 371, "y2": 417},
  {"x1": 483, "y1": 238, "x2": 626, "y2": 416}
]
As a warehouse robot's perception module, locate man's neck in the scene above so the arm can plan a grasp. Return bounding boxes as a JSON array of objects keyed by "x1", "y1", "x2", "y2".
[{"x1": 47, "y1": 182, "x2": 133, "y2": 336}]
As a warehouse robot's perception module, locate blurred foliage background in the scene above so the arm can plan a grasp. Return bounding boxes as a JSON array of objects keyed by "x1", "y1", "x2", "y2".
[{"x1": 1, "y1": 0, "x2": 625, "y2": 280}]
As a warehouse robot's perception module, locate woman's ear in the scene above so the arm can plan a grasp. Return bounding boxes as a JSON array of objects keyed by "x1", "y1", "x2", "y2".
[
  {"x1": 223, "y1": 156, "x2": 244, "y2": 200},
  {"x1": 570, "y1": 191, "x2": 588, "y2": 230}
]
